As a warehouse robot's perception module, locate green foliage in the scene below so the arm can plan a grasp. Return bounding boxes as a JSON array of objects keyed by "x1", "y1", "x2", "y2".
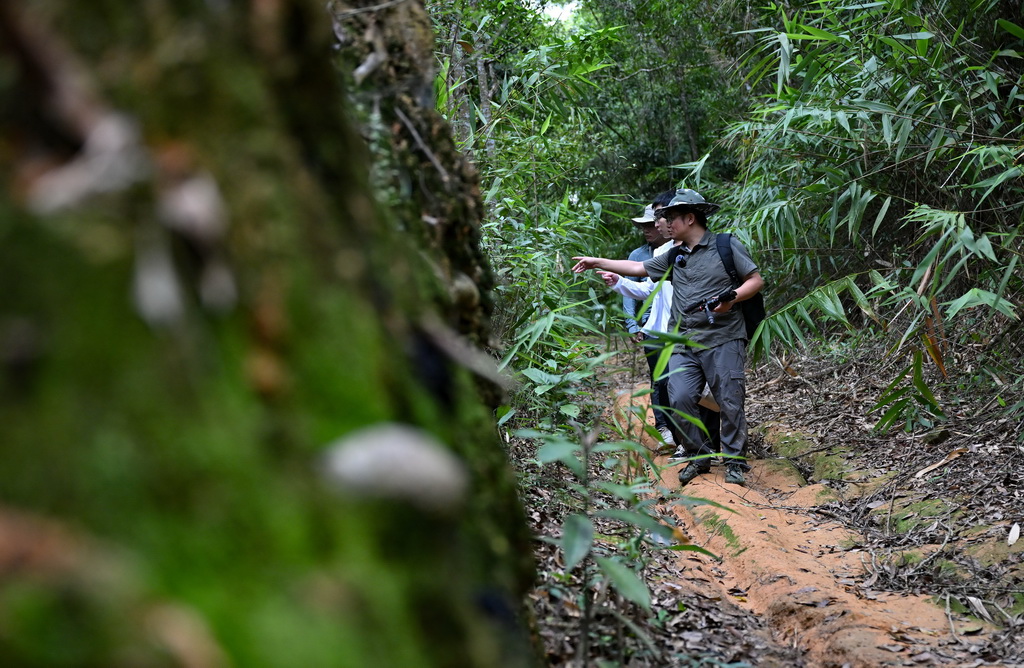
[
  {"x1": 872, "y1": 349, "x2": 947, "y2": 432},
  {"x1": 429, "y1": 11, "x2": 724, "y2": 646},
  {"x1": 594, "y1": 556, "x2": 651, "y2": 608},
  {"x1": 562, "y1": 513, "x2": 595, "y2": 571},
  {"x1": 722, "y1": 0, "x2": 1024, "y2": 431},
  {"x1": 569, "y1": 0, "x2": 752, "y2": 194},
  {"x1": 750, "y1": 273, "x2": 879, "y2": 360},
  {"x1": 429, "y1": 0, "x2": 620, "y2": 195},
  {"x1": 516, "y1": 420, "x2": 716, "y2": 658}
]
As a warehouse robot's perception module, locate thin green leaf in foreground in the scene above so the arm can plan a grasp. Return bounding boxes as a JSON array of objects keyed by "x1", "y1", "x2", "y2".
[
  {"x1": 595, "y1": 557, "x2": 652, "y2": 609},
  {"x1": 561, "y1": 514, "x2": 593, "y2": 572}
]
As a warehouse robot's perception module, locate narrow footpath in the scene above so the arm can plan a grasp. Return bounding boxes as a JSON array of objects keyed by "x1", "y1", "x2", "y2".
[
  {"x1": 656, "y1": 456, "x2": 967, "y2": 667},
  {"x1": 613, "y1": 378, "x2": 995, "y2": 667}
]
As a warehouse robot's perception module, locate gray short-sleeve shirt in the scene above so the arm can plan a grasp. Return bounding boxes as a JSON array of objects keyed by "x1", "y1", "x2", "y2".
[{"x1": 643, "y1": 229, "x2": 758, "y2": 347}]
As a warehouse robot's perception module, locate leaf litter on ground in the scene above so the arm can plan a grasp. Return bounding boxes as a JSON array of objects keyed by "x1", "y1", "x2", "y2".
[{"x1": 511, "y1": 339, "x2": 1024, "y2": 666}]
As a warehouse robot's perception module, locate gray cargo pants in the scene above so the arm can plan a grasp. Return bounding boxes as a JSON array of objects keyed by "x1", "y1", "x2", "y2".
[{"x1": 666, "y1": 339, "x2": 747, "y2": 460}]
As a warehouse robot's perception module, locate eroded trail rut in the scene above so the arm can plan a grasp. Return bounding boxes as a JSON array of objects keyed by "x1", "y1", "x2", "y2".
[
  {"x1": 657, "y1": 460, "x2": 959, "y2": 667},
  {"x1": 614, "y1": 382, "x2": 986, "y2": 667}
]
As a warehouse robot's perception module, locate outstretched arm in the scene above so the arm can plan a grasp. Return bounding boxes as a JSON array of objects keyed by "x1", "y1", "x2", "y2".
[
  {"x1": 597, "y1": 270, "x2": 622, "y2": 288},
  {"x1": 602, "y1": 272, "x2": 659, "y2": 300},
  {"x1": 572, "y1": 257, "x2": 649, "y2": 277}
]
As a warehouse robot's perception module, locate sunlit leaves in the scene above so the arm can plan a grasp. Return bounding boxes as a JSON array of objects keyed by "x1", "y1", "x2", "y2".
[{"x1": 944, "y1": 288, "x2": 1019, "y2": 320}]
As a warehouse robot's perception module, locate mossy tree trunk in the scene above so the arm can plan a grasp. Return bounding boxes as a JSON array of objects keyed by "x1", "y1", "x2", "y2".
[{"x1": 0, "y1": 1, "x2": 534, "y2": 666}]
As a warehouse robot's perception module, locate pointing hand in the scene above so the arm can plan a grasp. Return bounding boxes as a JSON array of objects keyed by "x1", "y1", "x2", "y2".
[
  {"x1": 596, "y1": 270, "x2": 620, "y2": 287},
  {"x1": 571, "y1": 256, "x2": 599, "y2": 273}
]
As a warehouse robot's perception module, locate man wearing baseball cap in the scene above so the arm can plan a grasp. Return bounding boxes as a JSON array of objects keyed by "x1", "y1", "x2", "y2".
[
  {"x1": 623, "y1": 204, "x2": 671, "y2": 341},
  {"x1": 572, "y1": 188, "x2": 764, "y2": 486},
  {"x1": 622, "y1": 194, "x2": 674, "y2": 447}
]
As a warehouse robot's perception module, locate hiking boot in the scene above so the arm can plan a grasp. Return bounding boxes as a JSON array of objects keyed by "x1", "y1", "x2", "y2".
[
  {"x1": 725, "y1": 464, "x2": 745, "y2": 486},
  {"x1": 677, "y1": 463, "x2": 710, "y2": 486},
  {"x1": 657, "y1": 426, "x2": 676, "y2": 447}
]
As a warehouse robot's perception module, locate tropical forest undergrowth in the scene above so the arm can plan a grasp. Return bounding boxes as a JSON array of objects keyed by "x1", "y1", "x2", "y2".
[{"x1": 508, "y1": 338, "x2": 1024, "y2": 667}]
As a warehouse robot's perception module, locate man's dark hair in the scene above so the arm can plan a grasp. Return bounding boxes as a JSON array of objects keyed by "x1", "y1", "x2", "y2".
[{"x1": 652, "y1": 189, "x2": 675, "y2": 209}]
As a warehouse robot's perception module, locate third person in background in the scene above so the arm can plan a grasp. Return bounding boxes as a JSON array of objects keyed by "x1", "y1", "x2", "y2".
[{"x1": 621, "y1": 191, "x2": 675, "y2": 448}]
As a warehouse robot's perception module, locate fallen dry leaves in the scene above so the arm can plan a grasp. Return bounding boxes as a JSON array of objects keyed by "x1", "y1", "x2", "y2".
[{"x1": 513, "y1": 338, "x2": 1024, "y2": 667}]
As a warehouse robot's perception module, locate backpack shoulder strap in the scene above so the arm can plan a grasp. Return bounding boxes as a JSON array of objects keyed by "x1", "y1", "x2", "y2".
[
  {"x1": 716, "y1": 233, "x2": 740, "y2": 285},
  {"x1": 663, "y1": 244, "x2": 682, "y2": 279}
]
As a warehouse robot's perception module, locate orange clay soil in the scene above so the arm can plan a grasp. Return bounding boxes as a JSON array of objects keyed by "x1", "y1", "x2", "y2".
[{"x1": 611, "y1": 382, "x2": 985, "y2": 668}]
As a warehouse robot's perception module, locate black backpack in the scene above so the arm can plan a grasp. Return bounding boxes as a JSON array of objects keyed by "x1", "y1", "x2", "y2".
[
  {"x1": 666, "y1": 234, "x2": 766, "y2": 339},
  {"x1": 716, "y1": 233, "x2": 766, "y2": 339}
]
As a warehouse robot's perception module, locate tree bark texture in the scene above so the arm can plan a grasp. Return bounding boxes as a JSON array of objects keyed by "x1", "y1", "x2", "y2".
[{"x1": 0, "y1": 1, "x2": 534, "y2": 666}]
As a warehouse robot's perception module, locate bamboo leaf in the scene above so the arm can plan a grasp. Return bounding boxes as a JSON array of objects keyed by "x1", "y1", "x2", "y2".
[
  {"x1": 873, "y1": 386, "x2": 911, "y2": 412},
  {"x1": 997, "y1": 19, "x2": 1024, "y2": 40},
  {"x1": 837, "y1": 1, "x2": 886, "y2": 8},
  {"x1": 595, "y1": 557, "x2": 652, "y2": 609},
  {"x1": 974, "y1": 233, "x2": 996, "y2": 261},
  {"x1": 652, "y1": 342, "x2": 674, "y2": 383},
  {"x1": 777, "y1": 32, "x2": 791, "y2": 92},
  {"x1": 872, "y1": 196, "x2": 892, "y2": 237},
  {"x1": 894, "y1": 116, "x2": 914, "y2": 162},
  {"x1": 539, "y1": 112, "x2": 552, "y2": 136},
  {"x1": 877, "y1": 35, "x2": 916, "y2": 55},
  {"x1": 944, "y1": 288, "x2": 1019, "y2": 320},
  {"x1": 996, "y1": 255, "x2": 1019, "y2": 300},
  {"x1": 788, "y1": 24, "x2": 841, "y2": 41},
  {"x1": 972, "y1": 166, "x2": 1023, "y2": 205},
  {"x1": 875, "y1": 397, "x2": 911, "y2": 431},
  {"x1": 561, "y1": 514, "x2": 593, "y2": 571},
  {"x1": 836, "y1": 110, "x2": 851, "y2": 134},
  {"x1": 594, "y1": 509, "x2": 674, "y2": 541},
  {"x1": 911, "y1": 349, "x2": 941, "y2": 407}
]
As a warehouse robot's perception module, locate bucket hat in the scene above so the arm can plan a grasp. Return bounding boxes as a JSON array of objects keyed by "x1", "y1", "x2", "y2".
[{"x1": 662, "y1": 188, "x2": 720, "y2": 216}]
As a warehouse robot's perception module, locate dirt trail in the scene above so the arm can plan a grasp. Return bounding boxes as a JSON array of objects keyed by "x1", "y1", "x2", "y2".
[
  {"x1": 612, "y1": 383, "x2": 985, "y2": 667},
  {"x1": 659, "y1": 461, "x2": 965, "y2": 667}
]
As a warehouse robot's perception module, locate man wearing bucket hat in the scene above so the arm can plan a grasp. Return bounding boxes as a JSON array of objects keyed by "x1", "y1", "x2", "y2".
[{"x1": 572, "y1": 188, "x2": 764, "y2": 486}]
